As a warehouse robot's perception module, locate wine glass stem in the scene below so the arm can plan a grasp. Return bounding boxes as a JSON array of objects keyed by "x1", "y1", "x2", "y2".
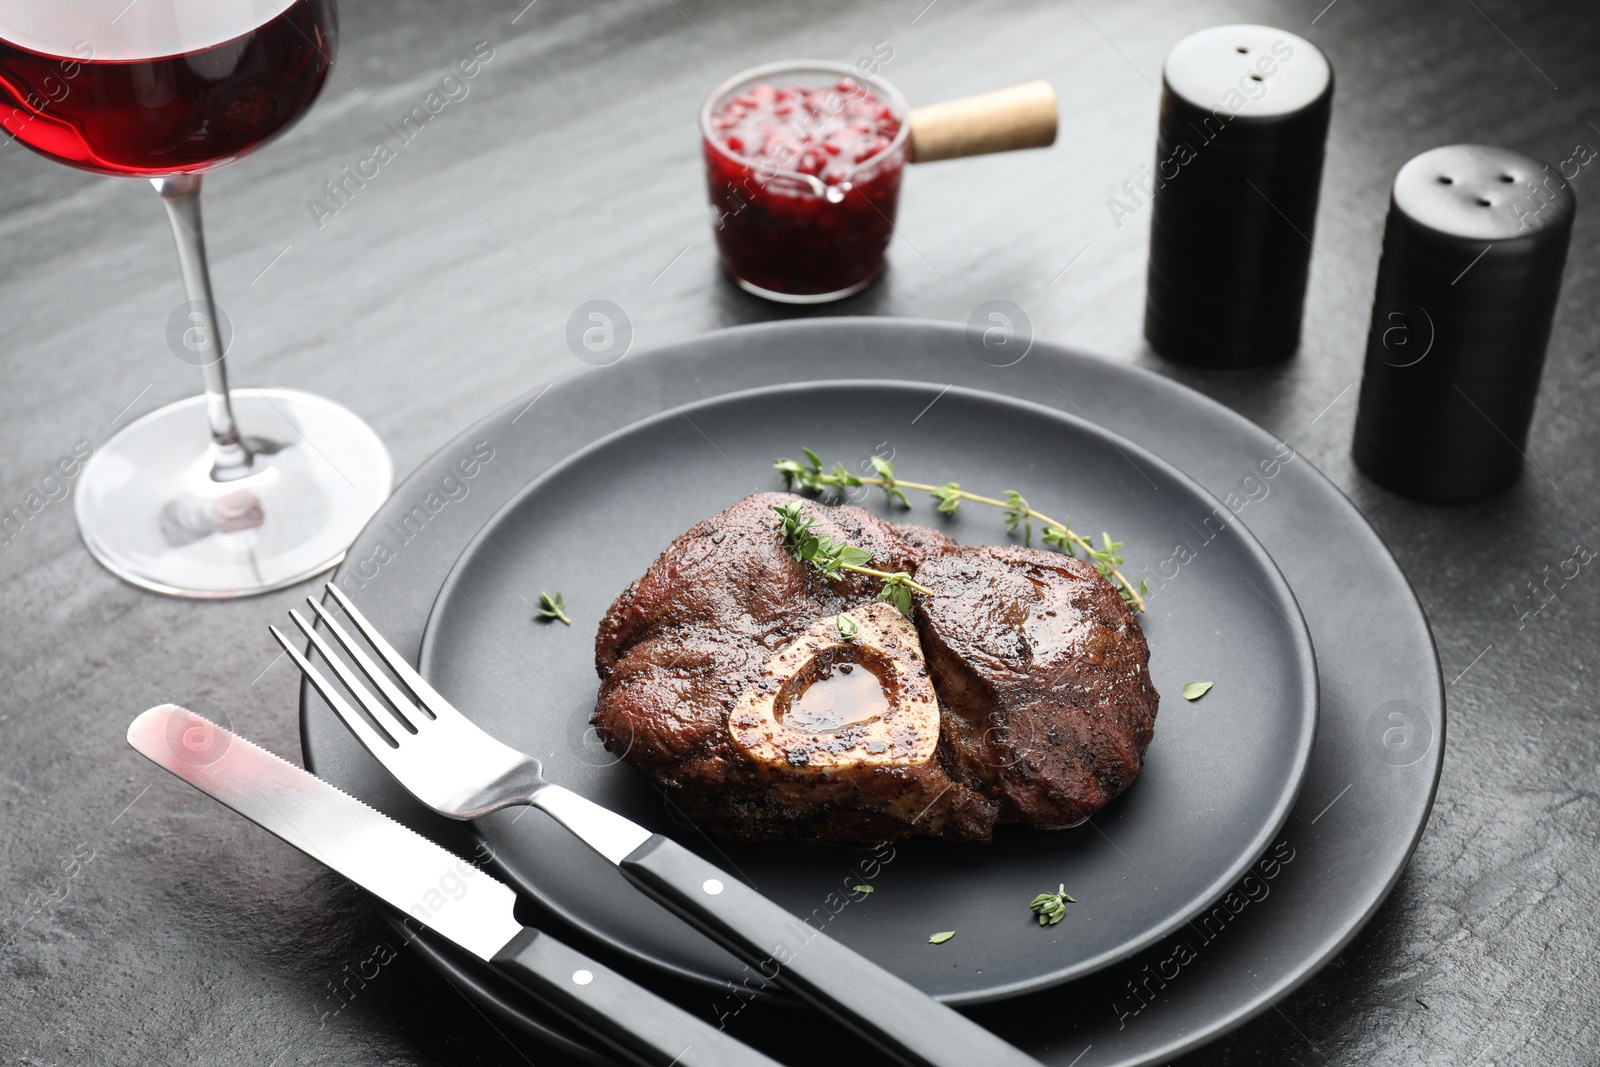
[{"x1": 152, "y1": 174, "x2": 254, "y2": 477}]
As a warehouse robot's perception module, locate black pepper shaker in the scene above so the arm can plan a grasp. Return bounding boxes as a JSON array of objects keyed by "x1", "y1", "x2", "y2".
[
  {"x1": 1142, "y1": 25, "x2": 1334, "y2": 371},
  {"x1": 1352, "y1": 144, "x2": 1576, "y2": 502}
]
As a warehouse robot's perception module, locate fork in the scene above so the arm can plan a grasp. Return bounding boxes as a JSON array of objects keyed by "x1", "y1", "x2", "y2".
[{"x1": 274, "y1": 583, "x2": 1043, "y2": 1067}]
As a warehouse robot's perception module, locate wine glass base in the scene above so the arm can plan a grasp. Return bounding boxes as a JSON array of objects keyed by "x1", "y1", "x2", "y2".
[{"x1": 75, "y1": 388, "x2": 393, "y2": 599}]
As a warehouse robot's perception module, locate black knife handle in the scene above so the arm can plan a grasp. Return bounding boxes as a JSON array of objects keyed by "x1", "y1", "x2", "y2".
[
  {"x1": 620, "y1": 835, "x2": 1042, "y2": 1067},
  {"x1": 491, "y1": 927, "x2": 780, "y2": 1067}
]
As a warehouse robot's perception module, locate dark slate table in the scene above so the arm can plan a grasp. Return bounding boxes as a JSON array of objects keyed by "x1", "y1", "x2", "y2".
[{"x1": 4, "y1": 0, "x2": 1598, "y2": 1064}]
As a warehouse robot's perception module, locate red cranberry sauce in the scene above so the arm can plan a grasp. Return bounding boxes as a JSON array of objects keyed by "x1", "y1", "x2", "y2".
[{"x1": 704, "y1": 78, "x2": 903, "y2": 297}]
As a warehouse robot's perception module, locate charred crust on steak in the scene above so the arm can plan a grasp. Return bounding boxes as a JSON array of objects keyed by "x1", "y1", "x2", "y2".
[{"x1": 889, "y1": 522, "x2": 960, "y2": 557}]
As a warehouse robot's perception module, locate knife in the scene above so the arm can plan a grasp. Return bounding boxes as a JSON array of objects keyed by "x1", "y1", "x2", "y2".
[{"x1": 126, "y1": 704, "x2": 781, "y2": 1067}]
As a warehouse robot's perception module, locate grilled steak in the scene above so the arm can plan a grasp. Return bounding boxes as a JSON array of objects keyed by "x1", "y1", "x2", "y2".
[
  {"x1": 592, "y1": 492, "x2": 1158, "y2": 844},
  {"x1": 916, "y1": 546, "x2": 1159, "y2": 828},
  {"x1": 592, "y1": 492, "x2": 997, "y2": 844}
]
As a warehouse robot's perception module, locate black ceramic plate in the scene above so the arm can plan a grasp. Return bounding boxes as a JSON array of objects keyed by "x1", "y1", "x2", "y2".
[
  {"x1": 414, "y1": 380, "x2": 1318, "y2": 1005},
  {"x1": 300, "y1": 318, "x2": 1444, "y2": 1067}
]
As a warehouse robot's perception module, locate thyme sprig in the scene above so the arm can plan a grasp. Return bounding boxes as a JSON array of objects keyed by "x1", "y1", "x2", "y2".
[
  {"x1": 775, "y1": 452, "x2": 1148, "y2": 612},
  {"x1": 773, "y1": 500, "x2": 930, "y2": 615},
  {"x1": 536, "y1": 590, "x2": 572, "y2": 625},
  {"x1": 1029, "y1": 884, "x2": 1076, "y2": 926}
]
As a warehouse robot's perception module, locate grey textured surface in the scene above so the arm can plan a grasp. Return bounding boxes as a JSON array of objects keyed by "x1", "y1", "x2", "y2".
[{"x1": 2, "y1": 0, "x2": 1597, "y2": 1065}]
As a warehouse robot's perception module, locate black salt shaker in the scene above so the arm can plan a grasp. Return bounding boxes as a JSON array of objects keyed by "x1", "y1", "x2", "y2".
[
  {"x1": 1143, "y1": 25, "x2": 1334, "y2": 371},
  {"x1": 1352, "y1": 144, "x2": 1576, "y2": 502}
]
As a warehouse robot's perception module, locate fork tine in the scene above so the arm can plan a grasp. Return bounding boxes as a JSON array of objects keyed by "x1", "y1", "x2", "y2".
[
  {"x1": 325, "y1": 583, "x2": 464, "y2": 723},
  {"x1": 303, "y1": 596, "x2": 428, "y2": 733},
  {"x1": 285, "y1": 608, "x2": 420, "y2": 740},
  {"x1": 269, "y1": 625, "x2": 400, "y2": 760}
]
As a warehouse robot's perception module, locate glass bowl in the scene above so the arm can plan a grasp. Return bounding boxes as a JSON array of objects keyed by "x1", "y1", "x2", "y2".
[{"x1": 700, "y1": 60, "x2": 910, "y2": 303}]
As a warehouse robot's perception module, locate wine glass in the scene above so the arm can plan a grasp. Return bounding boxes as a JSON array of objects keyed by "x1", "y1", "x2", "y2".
[{"x1": 0, "y1": 0, "x2": 392, "y2": 597}]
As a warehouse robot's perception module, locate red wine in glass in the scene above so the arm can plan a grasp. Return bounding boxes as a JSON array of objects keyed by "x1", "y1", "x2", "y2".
[
  {"x1": 0, "y1": 1, "x2": 334, "y2": 175},
  {"x1": 0, "y1": 0, "x2": 392, "y2": 598}
]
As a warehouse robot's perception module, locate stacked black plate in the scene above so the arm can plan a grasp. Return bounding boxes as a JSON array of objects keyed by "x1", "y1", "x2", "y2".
[{"x1": 301, "y1": 318, "x2": 1443, "y2": 1066}]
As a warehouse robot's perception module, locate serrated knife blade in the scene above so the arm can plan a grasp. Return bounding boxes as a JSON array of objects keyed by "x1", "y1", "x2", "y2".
[{"x1": 127, "y1": 703, "x2": 522, "y2": 960}]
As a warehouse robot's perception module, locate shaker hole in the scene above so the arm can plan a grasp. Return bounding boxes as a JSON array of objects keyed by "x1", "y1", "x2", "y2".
[
  {"x1": 1236, "y1": 46, "x2": 1249, "y2": 53},
  {"x1": 1248, "y1": 73, "x2": 1263, "y2": 82},
  {"x1": 1498, "y1": 174, "x2": 1515, "y2": 183},
  {"x1": 1437, "y1": 176, "x2": 1454, "y2": 185},
  {"x1": 1476, "y1": 197, "x2": 1493, "y2": 207}
]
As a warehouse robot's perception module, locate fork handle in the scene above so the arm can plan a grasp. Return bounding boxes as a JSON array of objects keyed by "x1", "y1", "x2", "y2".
[
  {"x1": 491, "y1": 928, "x2": 780, "y2": 1067},
  {"x1": 620, "y1": 836, "x2": 1043, "y2": 1067}
]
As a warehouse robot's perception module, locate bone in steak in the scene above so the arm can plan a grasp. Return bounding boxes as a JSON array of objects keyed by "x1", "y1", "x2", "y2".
[{"x1": 591, "y1": 492, "x2": 1158, "y2": 844}]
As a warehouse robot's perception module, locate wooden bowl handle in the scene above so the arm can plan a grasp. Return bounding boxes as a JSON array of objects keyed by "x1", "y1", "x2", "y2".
[{"x1": 906, "y1": 80, "x2": 1058, "y2": 163}]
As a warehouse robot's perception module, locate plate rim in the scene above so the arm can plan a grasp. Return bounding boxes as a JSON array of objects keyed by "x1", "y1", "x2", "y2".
[{"x1": 416, "y1": 375, "x2": 1322, "y2": 1006}]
